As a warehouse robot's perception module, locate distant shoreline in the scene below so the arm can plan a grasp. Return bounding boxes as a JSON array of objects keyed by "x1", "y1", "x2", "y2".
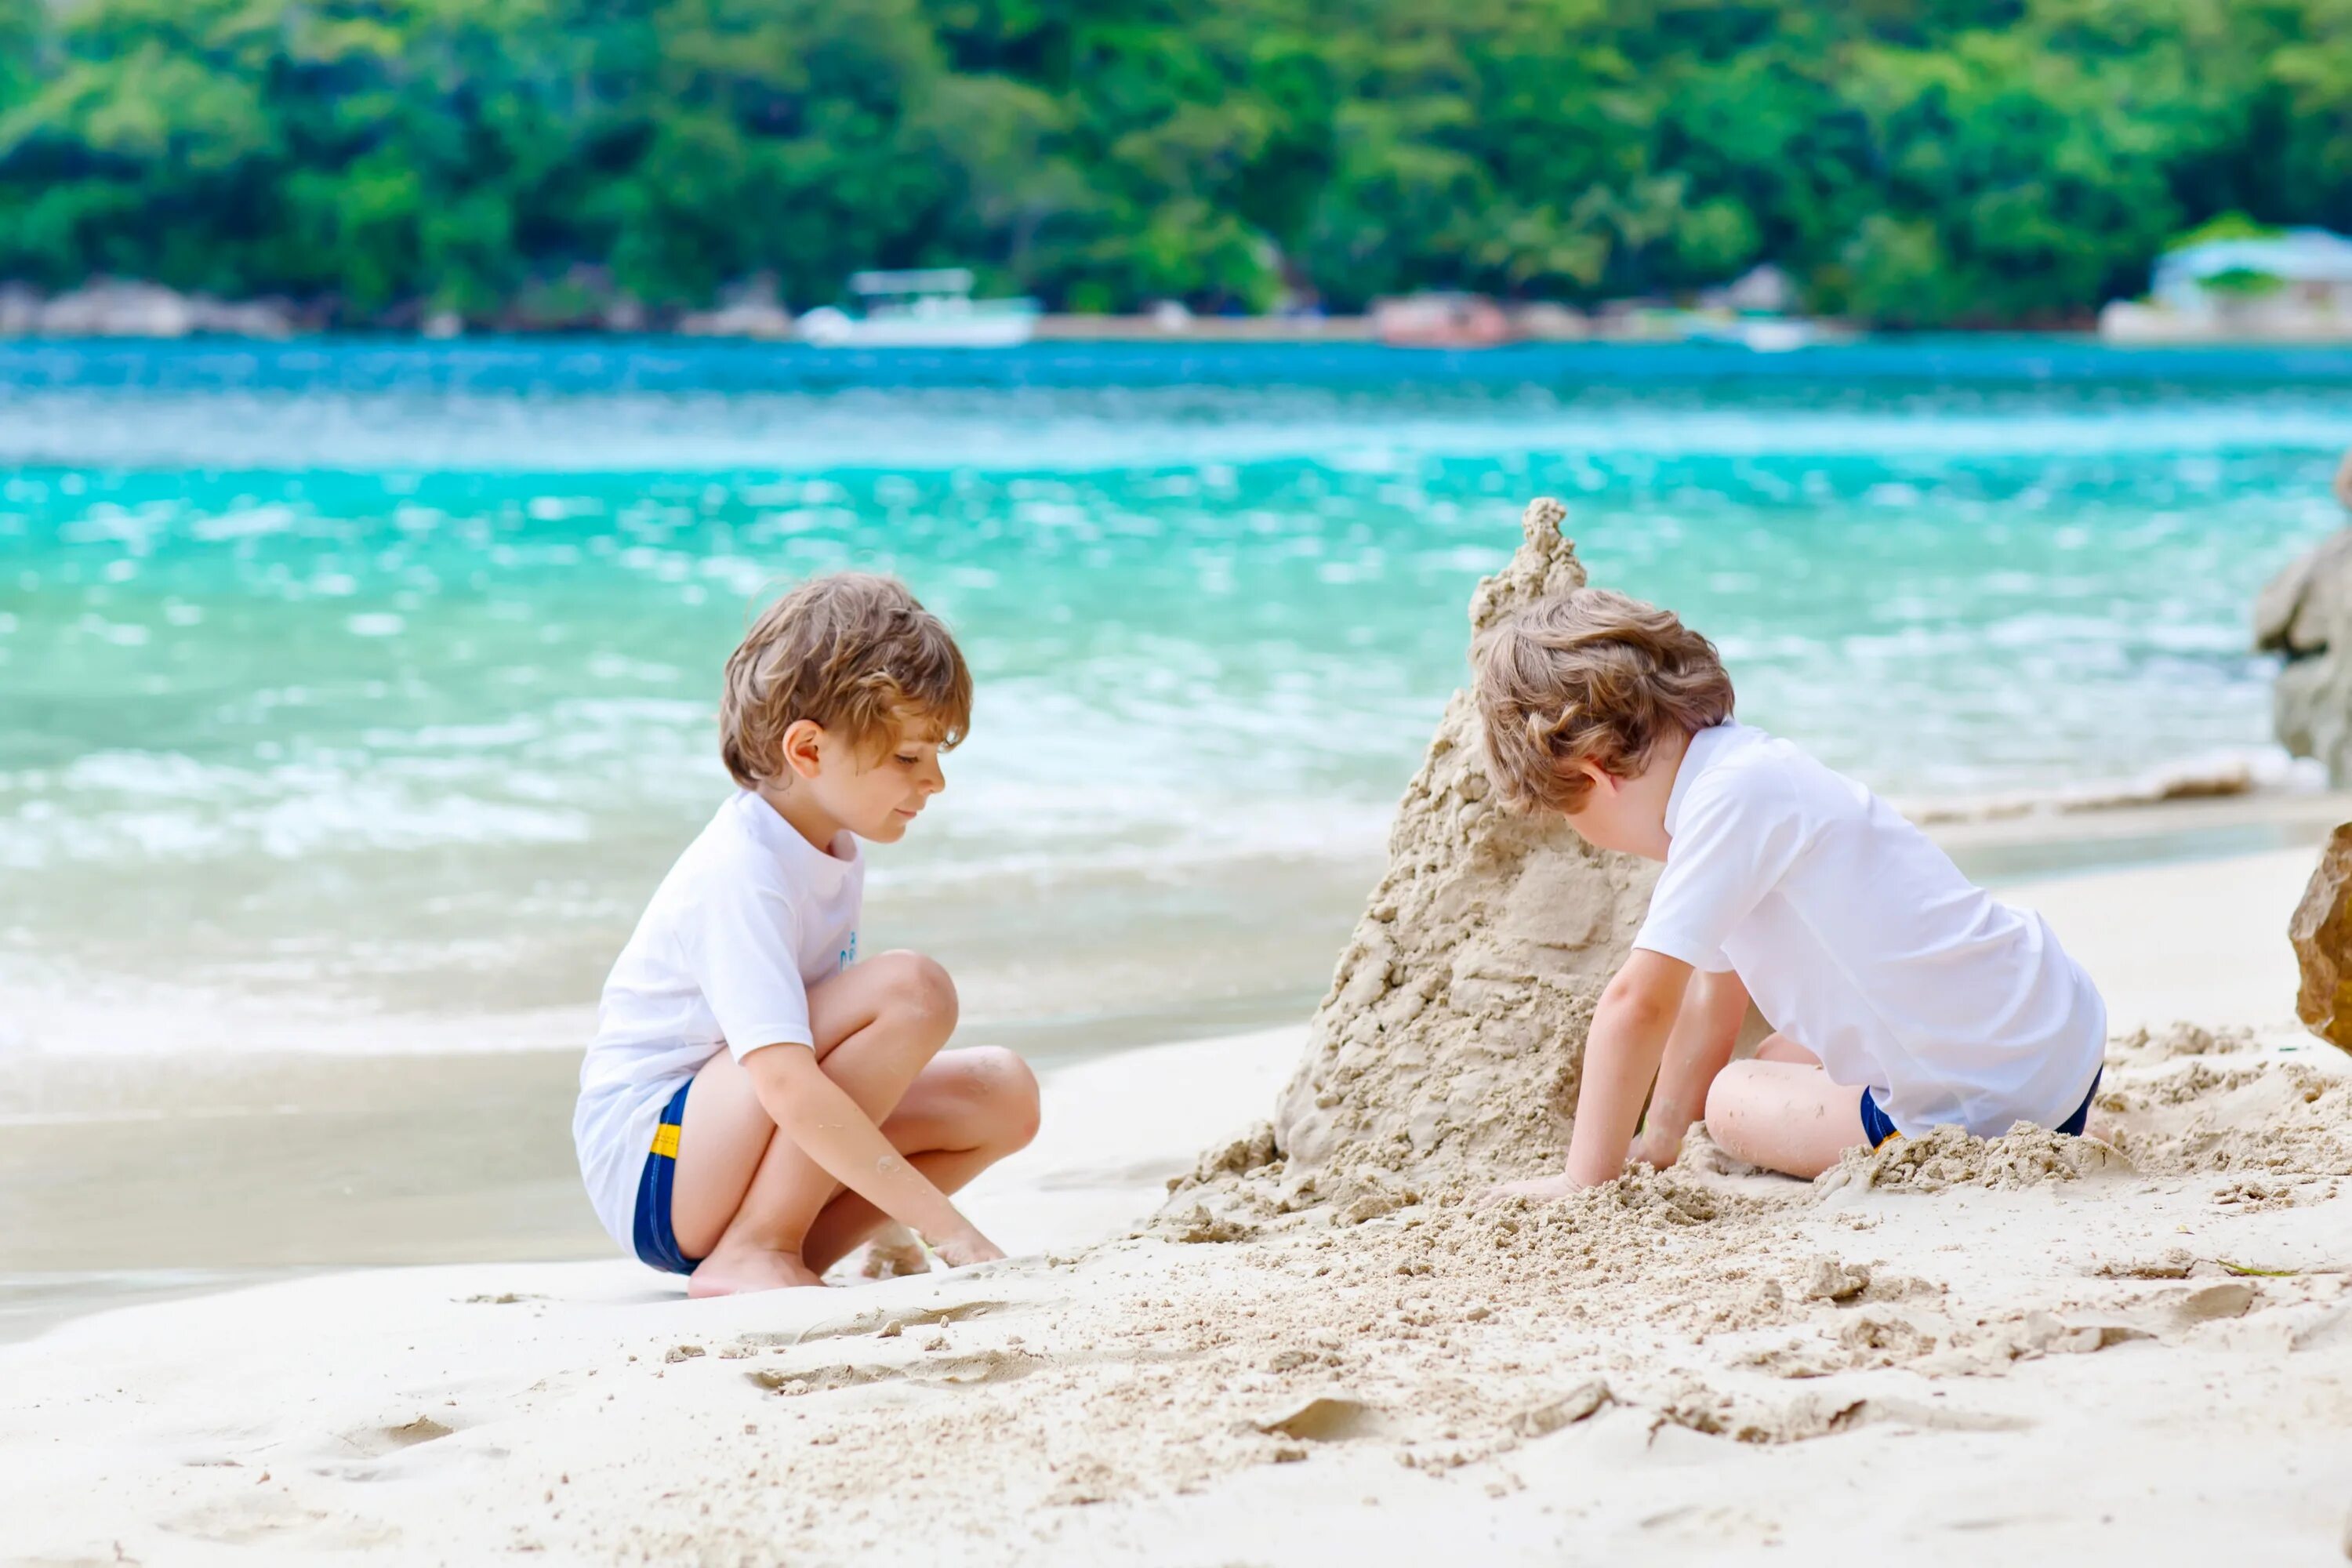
[{"x1": 12, "y1": 325, "x2": 2352, "y2": 358}]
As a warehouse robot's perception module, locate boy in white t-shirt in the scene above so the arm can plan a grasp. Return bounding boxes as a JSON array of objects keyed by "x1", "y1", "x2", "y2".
[
  {"x1": 574, "y1": 573, "x2": 1039, "y2": 1295},
  {"x1": 1470, "y1": 588, "x2": 2107, "y2": 1192}
]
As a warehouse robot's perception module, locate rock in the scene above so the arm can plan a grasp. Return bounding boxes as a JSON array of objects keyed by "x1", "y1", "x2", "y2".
[
  {"x1": 679, "y1": 272, "x2": 795, "y2": 339},
  {"x1": 0, "y1": 279, "x2": 297, "y2": 339},
  {"x1": 187, "y1": 296, "x2": 298, "y2": 338},
  {"x1": 503, "y1": 264, "x2": 644, "y2": 333},
  {"x1": 2291, "y1": 822, "x2": 2352, "y2": 1055},
  {"x1": 1265, "y1": 498, "x2": 1656, "y2": 1189},
  {"x1": 36, "y1": 279, "x2": 196, "y2": 337},
  {"x1": 2257, "y1": 452, "x2": 2352, "y2": 782},
  {"x1": 0, "y1": 283, "x2": 40, "y2": 335}
]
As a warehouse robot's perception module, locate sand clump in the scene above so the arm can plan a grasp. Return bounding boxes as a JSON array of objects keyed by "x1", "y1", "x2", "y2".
[
  {"x1": 1814, "y1": 1030, "x2": 2352, "y2": 1194},
  {"x1": 1817, "y1": 1123, "x2": 2129, "y2": 1195},
  {"x1": 2110, "y1": 1021, "x2": 2258, "y2": 1059},
  {"x1": 2096, "y1": 1051, "x2": 2352, "y2": 1176}
]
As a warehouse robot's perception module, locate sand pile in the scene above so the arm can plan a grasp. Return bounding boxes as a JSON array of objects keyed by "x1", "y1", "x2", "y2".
[
  {"x1": 663, "y1": 1023, "x2": 2352, "y2": 1563},
  {"x1": 2097, "y1": 1054, "x2": 2352, "y2": 1179},
  {"x1": 1817, "y1": 1122, "x2": 2129, "y2": 1194},
  {"x1": 1243, "y1": 498, "x2": 1657, "y2": 1202},
  {"x1": 1817, "y1": 1029, "x2": 2352, "y2": 1195}
]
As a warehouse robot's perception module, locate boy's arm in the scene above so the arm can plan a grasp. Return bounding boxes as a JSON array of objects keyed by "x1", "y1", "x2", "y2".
[
  {"x1": 1483, "y1": 949, "x2": 1692, "y2": 1200},
  {"x1": 1630, "y1": 967, "x2": 1750, "y2": 1171},
  {"x1": 745, "y1": 1044, "x2": 1002, "y2": 1265},
  {"x1": 1562, "y1": 950, "x2": 1693, "y2": 1185}
]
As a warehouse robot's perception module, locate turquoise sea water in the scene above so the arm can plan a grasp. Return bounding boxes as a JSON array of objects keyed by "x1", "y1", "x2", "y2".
[{"x1": 2, "y1": 339, "x2": 2347, "y2": 1055}]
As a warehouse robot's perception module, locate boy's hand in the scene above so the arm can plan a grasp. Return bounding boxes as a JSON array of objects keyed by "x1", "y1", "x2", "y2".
[
  {"x1": 929, "y1": 1229, "x2": 1006, "y2": 1269},
  {"x1": 1632, "y1": 1124, "x2": 1686, "y2": 1172},
  {"x1": 1559, "y1": 951, "x2": 1694, "y2": 1186}
]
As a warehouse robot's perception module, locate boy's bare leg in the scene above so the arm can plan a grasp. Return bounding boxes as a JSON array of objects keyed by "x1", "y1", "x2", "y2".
[
  {"x1": 796, "y1": 1046, "x2": 1040, "y2": 1273},
  {"x1": 1632, "y1": 971, "x2": 1752, "y2": 1169},
  {"x1": 1753, "y1": 1033, "x2": 1820, "y2": 1066},
  {"x1": 1703, "y1": 1058, "x2": 1867, "y2": 1179},
  {"x1": 666, "y1": 951, "x2": 1036, "y2": 1295}
]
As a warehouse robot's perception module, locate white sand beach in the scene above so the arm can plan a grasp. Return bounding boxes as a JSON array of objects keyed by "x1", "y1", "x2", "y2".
[{"x1": 4, "y1": 838, "x2": 2349, "y2": 1566}]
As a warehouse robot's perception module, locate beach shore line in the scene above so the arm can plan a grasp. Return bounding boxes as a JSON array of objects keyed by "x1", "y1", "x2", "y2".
[{"x1": 1, "y1": 790, "x2": 2339, "y2": 1345}]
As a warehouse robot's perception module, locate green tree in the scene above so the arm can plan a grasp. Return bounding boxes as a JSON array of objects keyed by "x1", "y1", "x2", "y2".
[{"x1": 2, "y1": 0, "x2": 2350, "y2": 325}]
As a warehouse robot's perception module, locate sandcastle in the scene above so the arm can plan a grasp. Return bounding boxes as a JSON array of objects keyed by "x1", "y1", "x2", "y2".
[{"x1": 1252, "y1": 498, "x2": 1659, "y2": 1198}]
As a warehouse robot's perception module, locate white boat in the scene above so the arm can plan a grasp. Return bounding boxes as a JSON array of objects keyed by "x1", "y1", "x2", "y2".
[{"x1": 797, "y1": 269, "x2": 1039, "y2": 348}]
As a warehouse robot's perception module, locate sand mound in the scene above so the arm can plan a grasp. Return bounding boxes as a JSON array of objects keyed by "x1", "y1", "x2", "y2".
[
  {"x1": 1258, "y1": 498, "x2": 1655, "y2": 1199},
  {"x1": 2109, "y1": 1021, "x2": 2257, "y2": 1059},
  {"x1": 1817, "y1": 1122, "x2": 2129, "y2": 1195},
  {"x1": 1158, "y1": 500, "x2": 2352, "y2": 1258},
  {"x1": 2096, "y1": 1053, "x2": 2352, "y2": 1176}
]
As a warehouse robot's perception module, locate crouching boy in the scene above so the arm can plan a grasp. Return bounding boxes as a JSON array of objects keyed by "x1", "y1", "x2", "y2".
[
  {"x1": 574, "y1": 573, "x2": 1040, "y2": 1294},
  {"x1": 1472, "y1": 589, "x2": 2105, "y2": 1192}
]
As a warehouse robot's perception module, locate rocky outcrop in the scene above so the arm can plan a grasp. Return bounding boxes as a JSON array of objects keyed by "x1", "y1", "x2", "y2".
[
  {"x1": 677, "y1": 274, "x2": 795, "y2": 339},
  {"x1": 0, "y1": 271, "x2": 744, "y2": 338},
  {"x1": 2255, "y1": 450, "x2": 2352, "y2": 784},
  {"x1": 1268, "y1": 498, "x2": 1657, "y2": 1192},
  {"x1": 2290, "y1": 822, "x2": 2352, "y2": 1056},
  {"x1": 0, "y1": 280, "x2": 298, "y2": 338}
]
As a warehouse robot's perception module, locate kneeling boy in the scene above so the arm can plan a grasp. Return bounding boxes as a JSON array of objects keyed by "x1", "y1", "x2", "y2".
[
  {"x1": 574, "y1": 574, "x2": 1039, "y2": 1294},
  {"x1": 1472, "y1": 589, "x2": 2105, "y2": 1191}
]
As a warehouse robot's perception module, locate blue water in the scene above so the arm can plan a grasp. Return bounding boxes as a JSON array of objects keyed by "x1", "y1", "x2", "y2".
[{"x1": 1, "y1": 339, "x2": 2343, "y2": 1053}]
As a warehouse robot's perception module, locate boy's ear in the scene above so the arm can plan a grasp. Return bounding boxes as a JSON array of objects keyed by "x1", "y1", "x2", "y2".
[
  {"x1": 779, "y1": 718, "x2": 826, "y2": 782},
  {"x1": 1577, "y1": 759, "x2": 1619, "y2": 795}
]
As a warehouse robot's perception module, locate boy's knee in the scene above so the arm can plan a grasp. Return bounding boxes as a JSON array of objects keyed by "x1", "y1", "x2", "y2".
[
  {"x1": 1702, "y1": 1062, "x2": 1749, "y2": 1146},
  {"x1": 871, "y1": 949, "x2": 959, "y2": 1036},
  {"x1": 967, "y1": 1046, "x2": 1041, "y2": 1149}
]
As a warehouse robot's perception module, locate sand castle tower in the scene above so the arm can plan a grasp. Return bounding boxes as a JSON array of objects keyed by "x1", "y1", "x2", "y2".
[{"x1": 1266, "y1": 498, "x2": 1658, "y2": 1193}]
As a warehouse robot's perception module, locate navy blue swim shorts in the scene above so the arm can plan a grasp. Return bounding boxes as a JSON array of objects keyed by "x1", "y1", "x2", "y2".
[
  {"x1": 631, "y1": 1079, "x2": 702, "y2": 1276},
  {"x1": 1859, "y1": 1070, "x2": 2100, "y2": 1150}
]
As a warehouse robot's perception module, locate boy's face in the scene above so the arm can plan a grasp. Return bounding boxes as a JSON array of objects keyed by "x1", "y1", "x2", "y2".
[
  {"x1": 788, "y1": 718, "x2": 948, "y2": 844},
  {"x1": 1556, "y1": 755, "x2": 1676, "y2": 862}
]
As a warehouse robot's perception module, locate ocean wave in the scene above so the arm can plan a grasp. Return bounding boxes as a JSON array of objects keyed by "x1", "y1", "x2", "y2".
[
  {"x1": 1894, "y1": 746, "x2": 2325, "y2": 827},
  {"x1": 4, "y1": 387, "x2": 2352, "y2": 474}
]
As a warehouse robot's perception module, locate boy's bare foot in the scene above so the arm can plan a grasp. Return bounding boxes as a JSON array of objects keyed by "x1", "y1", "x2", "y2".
[
  {"x1": 854, "y1": 1221, "x2": 933, "y2": 1279},
  {"x1": 687, "y1": 1246, "x2": 826, "y2": 1297}
]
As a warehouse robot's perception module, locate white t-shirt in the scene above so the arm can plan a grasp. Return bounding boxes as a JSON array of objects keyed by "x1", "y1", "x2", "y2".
[
  {"x1": 1633, "y1": 723, "x2": 2105, "y2": 1137},
  {"x1": 572, "y1": 789, "x2": 864, "y2": 1250}
]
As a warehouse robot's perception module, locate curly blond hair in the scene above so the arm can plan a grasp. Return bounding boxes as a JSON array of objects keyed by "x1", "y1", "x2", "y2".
[
  {"x1": 719, "y1": 573, "x2": 971, "y2": 789},
  {"x1": 1473, "y1": 588, "x2": 1733, "y2": 814}
]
